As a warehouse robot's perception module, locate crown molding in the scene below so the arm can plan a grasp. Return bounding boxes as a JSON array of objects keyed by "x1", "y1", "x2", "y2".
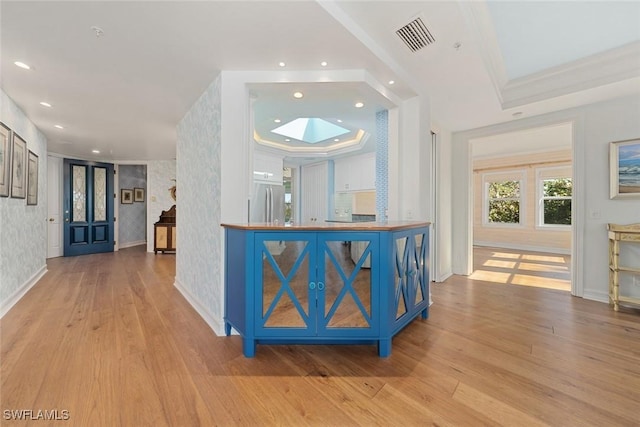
[
  {"x1": 459, "y1": 1, "x2": 640, "y2": 110},
  {"x1": 501, "y1": 41, "x2": 640, "y2": 109}
]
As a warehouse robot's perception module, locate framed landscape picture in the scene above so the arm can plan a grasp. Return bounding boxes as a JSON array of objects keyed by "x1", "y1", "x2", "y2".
[
  {"x1": 10, "y1": 132, "x2": 27, "y2": 199},
  {"x1": 121, "y1": 188, "x2": 133, "y2": 204},
  {"x1": 0, "y1": 122, "x2": 11, "y2": 197},
  {"x1": 134, "y1": 187, "x2": 145, "y2": 202},
  {"x1": 27, "y1": 150, "x2": 39, "y2": 205},
  {"x1": 610, "y1": 138, "x2": 640, "y2": 199}
]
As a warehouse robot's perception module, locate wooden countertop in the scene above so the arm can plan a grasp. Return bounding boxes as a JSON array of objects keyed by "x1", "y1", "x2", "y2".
[{"x1": 221, "y1": 220, "x2": 430, "y2": 231}]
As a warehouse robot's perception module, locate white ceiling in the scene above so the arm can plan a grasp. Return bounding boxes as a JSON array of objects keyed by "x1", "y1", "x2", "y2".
[{"x1": 1, "y1": 1, "x2": 639, "y2": 161}]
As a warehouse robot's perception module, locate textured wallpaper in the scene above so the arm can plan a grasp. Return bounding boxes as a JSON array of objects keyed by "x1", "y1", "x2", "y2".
[
  {"x1": 175, "y1": 75, "x2": 222, "y2": 332},
  {"x1": 0, "y1": 90, "x2": 48, "y2": 309},
  {"x1": 146, "y1": 160, "x2": 176, "y2": 253},
  {"x1": 376, "y1": 110, "x2": 389, "y2": 221},
  {"x1": 118, "y1": 165, "x2": 147, "y2": 247}
]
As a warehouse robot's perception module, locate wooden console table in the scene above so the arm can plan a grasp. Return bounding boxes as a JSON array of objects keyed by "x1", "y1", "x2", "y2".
[
  {"x1": 608, "y1": 223, "x2": 640, "y2": 311},
  {"x1": 154, "y1": 205, "x2": 176, "y2": 254}
]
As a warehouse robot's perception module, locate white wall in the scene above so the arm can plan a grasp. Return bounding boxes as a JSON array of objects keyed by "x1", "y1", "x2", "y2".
[
  {"x1": 452, "y1": 95, "x2": 640, "y2": 302},
  {"x1": 0, "y1": 89, "x2": 48, "y2": 316},
  {"x1": 580, "y1": 96, "x2": 640, "y2": 301},
  {"x1": 146, "y1": 160, "x2": 176, "y2": 253}
]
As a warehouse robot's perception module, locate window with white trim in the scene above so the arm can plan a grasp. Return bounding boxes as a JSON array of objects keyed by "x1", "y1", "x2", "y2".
[
  {"x1": 484, "y1": 172, "x2": 524, "y2": 225},
  {"x1": 539, "y1": 175, "x2": 572, "y2": 226}
]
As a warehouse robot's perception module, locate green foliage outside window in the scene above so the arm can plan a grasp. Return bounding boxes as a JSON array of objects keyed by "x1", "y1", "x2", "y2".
[
  {"x1": 542, "y1": 178, "x2": 572, "y2": 225},
  {"x1": 488, "y1": 180, "x2": 520, "y2": 224}
]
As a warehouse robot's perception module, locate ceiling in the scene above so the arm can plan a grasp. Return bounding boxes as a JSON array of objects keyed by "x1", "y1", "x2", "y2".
[{"x1": 2, "y1": 1, "x2": 639, "y2": 161}]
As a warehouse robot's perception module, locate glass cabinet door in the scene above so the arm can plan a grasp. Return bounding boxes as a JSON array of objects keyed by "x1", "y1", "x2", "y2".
[
  {"x1": 393, "y1": 230, "x2": 429, "y2": 322},
  {"x1": 255, "y1": 234, "x2": 315, "y2": 335},
  {"x1": 318, "y1": 233, "x2": 378, "y2": 336}
]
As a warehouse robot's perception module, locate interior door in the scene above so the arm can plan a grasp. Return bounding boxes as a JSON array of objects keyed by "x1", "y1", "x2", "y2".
[
  {"x1": 47, "y1": 156, "x2": 63, "y2": 258},
  {"x1": 63, "y1": 158, "x2": 115, "y2": 256}
]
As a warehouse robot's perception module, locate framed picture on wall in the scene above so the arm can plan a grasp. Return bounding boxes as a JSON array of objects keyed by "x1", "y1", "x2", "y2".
[
  {"x1": 134, "y1": 187, "x2": 145, "y2": 202},
  {"x1": 27, "y1": 150, "x2": 38, "y2": 205},
  {"x1": 610, "y1": 138, "x2": 640, "y2": 199},
  {"x1": 121, "y1": 188, "x2": 133, "y2": 204},
  {"x1": 0, "y1": 122, "x2": 11, "y2": 197},
  {"x1": 10, "y1": 132, "x2": 27, "y2": 199}
]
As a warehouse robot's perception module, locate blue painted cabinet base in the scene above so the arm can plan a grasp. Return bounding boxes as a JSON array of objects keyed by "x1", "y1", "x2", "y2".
[{"x1": 223, "y1": 224, "x2": 429, "y2": 357}]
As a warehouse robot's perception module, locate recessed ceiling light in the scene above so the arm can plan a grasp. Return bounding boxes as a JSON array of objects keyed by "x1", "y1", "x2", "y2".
[
  {"x1": 278, "y1": 62, "x2": 286, "y2": 67},
  {"x1": 293, "y1": 92, "x2": 304, "y2": 99},
  {"x1": 40, "y1": 102, "x2": 52, "y2": 108},
  {"x1": 334, "y1": 138, "x2": 340, "y2": 142},
  {"x1": 14, "y1": 61, "x2": 31, "y2": 70},
  {"x1": 54, "y1": 125, "x2": 64, "y2": 129},
  {"x1": 320, "y1": 61, "x2": 328, "y2": 67},
  {"x1": 274, "y1": 119, "x2": 281, "y2": 123},
  {"x1": 388, "y1": 80, "x2": 395, "y2": 85},
  {"x1": 337, "y1": 119, "x2": 343, "y2": 123},
  {"x1": 355, "y1": 102, "x2": 364, "y2": 108},
  {"x1": 92, "y1": 149, "x2": 100, "y2": 154},
  {"x1": 285, "y1": 139, "x2": 291, "y2": 142}
]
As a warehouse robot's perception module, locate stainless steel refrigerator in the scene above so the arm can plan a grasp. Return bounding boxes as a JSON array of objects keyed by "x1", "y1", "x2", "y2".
[{"x1": 250, "y1": 183, "x2": 285, "y2": 224}]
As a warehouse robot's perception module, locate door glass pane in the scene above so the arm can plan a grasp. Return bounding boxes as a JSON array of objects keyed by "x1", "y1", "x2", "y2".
[
  {"x1": 324, "y1": 240, "x2": 371, "y2": 328},
  {"x1": 94, "y1": 167, "x2": 107, "y2": 221},
  {"x1": 262, "y1": 240, "x2": 308, "y2": 328},
  {"x1": 72, "y1": 165, "x2": 86, "y2": 222}
]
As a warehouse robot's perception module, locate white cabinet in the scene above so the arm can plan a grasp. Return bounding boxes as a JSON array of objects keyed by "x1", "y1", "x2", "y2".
[
  {"x1": 301, "y1": 162, "x2": 328, "y2": 223},
  {"x1": 334, "y1": 152, "x2": 375, "y2": 192},
  {"x1": 254, "y1": 151, "x2": 283, "y2": 184}
]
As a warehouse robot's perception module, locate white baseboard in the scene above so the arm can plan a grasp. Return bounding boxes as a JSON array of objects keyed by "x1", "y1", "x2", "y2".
[
  {"x1": 174, "y1": 278, "x2": 223, "y2": 336},
  {"x1": 1, "y1": 265, "x2": 48, "y2": 318},
  {"x1": 582, "y1": 289, "x2": 609, "y2": 304},
  {"x1": 435, "y1": 271, "x2": 453, "y2": 283},
  {"x1": 119, "y1": 240, "x2": 147, "y2": 249},
  {"x1": 474, "y1": 241, "x2": 571, "y2": 255}
]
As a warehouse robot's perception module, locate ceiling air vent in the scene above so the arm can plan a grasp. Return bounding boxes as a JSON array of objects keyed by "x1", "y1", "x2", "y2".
[{"x1": 396, "y1": 17, "x2": 435, "y2": 52}]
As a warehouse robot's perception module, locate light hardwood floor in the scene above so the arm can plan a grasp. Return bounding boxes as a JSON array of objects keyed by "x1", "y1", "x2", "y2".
[
  {"x1": 1, "y1": 246, "x2": 639, "y2": 426},
  {"x1": 471, "y1": 246, "x2": 571, "y2": 291}
]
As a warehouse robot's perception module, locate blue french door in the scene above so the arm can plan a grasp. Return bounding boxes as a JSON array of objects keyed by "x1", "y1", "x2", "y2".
[{"x1": 63, "y1": 159, "x2": 114, "y2": 256}]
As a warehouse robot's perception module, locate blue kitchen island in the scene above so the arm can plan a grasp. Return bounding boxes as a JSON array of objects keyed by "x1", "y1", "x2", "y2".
[{"x1": 221, "y1": 220, "x2": 430, "y2": 357}]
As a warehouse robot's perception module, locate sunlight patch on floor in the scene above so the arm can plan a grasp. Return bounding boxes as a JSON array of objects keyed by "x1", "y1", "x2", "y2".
[
  {"x1": 472, "y1": 246, "x2": 571, "y2": 292},
  {"x1": 469, "y1": 270, "x2": 512, "y2": 284},
  {"x1": 491, "y1": 252, "x2": 522, "y2": 259},
  {"x1": 511, "y1": 274, "x2": 570, "y2": 291},
  {"x1": 522, "y1": 254, "x2": 566, "y2": 263},
  {"x1": 483, "y1": 260, "x2": 517, "y2": 269},
  {"x1": 517, "y1": 262, "x2": 569, "y2": 273}
]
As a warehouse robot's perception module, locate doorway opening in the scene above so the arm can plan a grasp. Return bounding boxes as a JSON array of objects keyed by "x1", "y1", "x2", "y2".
[{"x1": 469, "y1": 122, "x2": 573, "y2": 292}]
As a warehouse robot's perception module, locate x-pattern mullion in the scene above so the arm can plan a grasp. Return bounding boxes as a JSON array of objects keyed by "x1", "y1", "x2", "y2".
[
  {"x1": 262, "y1": 242, "x2": 310, "y2": 325},
  {"x1": 323, "y1": 242, "x2": 372, "y2": 325}
]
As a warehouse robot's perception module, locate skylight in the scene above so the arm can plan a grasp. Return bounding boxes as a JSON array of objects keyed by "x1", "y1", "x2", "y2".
[{"x1": 271, "y1": 118, "x2": 349, "y2": 144}]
